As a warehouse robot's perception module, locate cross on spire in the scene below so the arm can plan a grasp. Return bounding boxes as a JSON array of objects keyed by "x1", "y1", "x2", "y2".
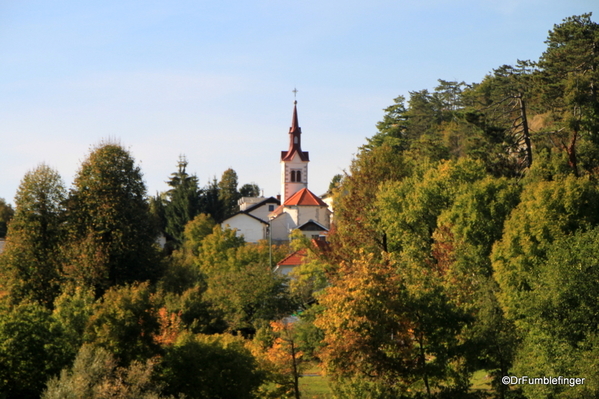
[{"x1": 292, "y1": 87, "x2": 298, "y2": 103}]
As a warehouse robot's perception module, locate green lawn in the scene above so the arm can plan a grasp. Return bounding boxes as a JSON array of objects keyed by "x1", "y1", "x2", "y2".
[
  {"x1": 471, "y1": 369, "x2": 494, "y2": 392},
  {"x1": 300, "y1": 364, "x2": 333, "y2": 398},
  {"x1": 297, "y1": 367, "x2": 495, "y2": 398}
]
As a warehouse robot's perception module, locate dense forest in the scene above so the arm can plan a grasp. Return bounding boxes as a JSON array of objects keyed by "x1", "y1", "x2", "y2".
[{"x1": 1, "y1": 12, "x2": 599, "y2": 399}]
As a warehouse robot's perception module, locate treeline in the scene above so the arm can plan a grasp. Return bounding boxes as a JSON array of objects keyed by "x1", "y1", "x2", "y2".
[
  {"x1": 308, "y1": 12, "x2": 599, "y2": 399},
  {"x1": 0, "y1": 142, "x2": 303, "y2": 398}
]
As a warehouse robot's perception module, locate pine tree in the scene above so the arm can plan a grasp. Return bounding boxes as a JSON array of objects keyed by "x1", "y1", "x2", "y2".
[
  {"x1": 164, "y1": 156, "x2": 201, "y2": 246},
  {"x1": 538, "y1": 13, "x2": 599, "y2": 175}
]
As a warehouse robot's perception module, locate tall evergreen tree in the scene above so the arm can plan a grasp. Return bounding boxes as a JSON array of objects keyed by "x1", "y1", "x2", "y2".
[
  {"x1": 64, "y1": 142, "x2": 161, "y2": 292},
  {"x1": 202, "y1": 177, "x2": 224, "y2": 223},
  {"x1": 538, "y1": 13, "x2": 599, "y2": 175},
  {"x1": 0, "y1": 165, "x2": 66, "y2": 307},
  {"x1": 164, "y1": 156, "x2": 201, "y2": 245}
]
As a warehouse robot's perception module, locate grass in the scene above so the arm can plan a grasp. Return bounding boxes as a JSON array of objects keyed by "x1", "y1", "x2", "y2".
[
  {"x1": 471, "y1": 369, "x2": 494, "y2": 391},
  {"x1": 296, "y1": 366, "x2": 495, "y2": 398},
  {"x1": 299, "y1": 364, "x2": 333, "y2": 398}
]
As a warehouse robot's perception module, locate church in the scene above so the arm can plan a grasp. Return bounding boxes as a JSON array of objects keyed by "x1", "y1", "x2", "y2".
[{"x1": 221, "y1": 101, "x2": 332, "y2": 243}]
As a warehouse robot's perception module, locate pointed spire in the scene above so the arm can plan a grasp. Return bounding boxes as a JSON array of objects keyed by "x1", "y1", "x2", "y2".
[
  {"x1": 290, "y1": 101, "x2": 299, "y2": 134},
  {"x1": 281, "y1": 100, "x2": 309, "y2": 162}
]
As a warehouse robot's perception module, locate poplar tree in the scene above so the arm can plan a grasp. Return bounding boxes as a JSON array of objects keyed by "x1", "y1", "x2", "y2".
[
  {"x1": 218, "y1": 168, "x2": 241, "y2": 221},
  {"x1": 0, "y1": 164, "x2": 66, "y2": 307}
]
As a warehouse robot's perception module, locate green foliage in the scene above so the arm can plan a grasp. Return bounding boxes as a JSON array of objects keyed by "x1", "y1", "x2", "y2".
[
  {"x1": 240, "y1": 183, "x2": 261, "y2": 197},
  {"x1": 163, "y1": 286, "x2": 227, "y2": 335},
  {"x1": 330, "y1": 144, "x2": 411, "y2": 262},
  {"x1": 0, "y1": 164, "x2": 66, "y2": 307},
  {"x1": 160, "y1": 332, "x2": 263, "y2": 399},
  {"x1": 64, "y1": 142, "x2": 162, "y2": 291},
  {"x1": 492, "y1": 175, "x2": 599, "y2": 321},
  {"x1": 512, "y1": 228, "x2": 599, "y2": 398},
  {"x1": 201, "y1": 177, "x2": 224, "y2": 223},
  {"x1": 205, "y1": 260, "x2": 295, "y2": 335},
  {"x1": 0, "y1": 301, "x2": 69, "y2": 399},
  {"x1": 0, "y1": 198, "x2": 14, "y2": 238},
  {"x1": 52, "y1": 286, "x2": 96, "y2": 359},
  {"x1": 84, "y1": 282, "x2": 161, "y2": 366},
  {"x1": 164, "y1": 156, "x2": 202, "y2": 246},
  {"x1": 538, "y1": 13, "x2": 599, "y2": 174},
  {"x1": 218, "y1": 168, "x2": 241, "y2": 221},
  {"x1": 288, "y1": 230, "x2": 329, "y2": 309},
  {"x1": 377, "y1": 158, "x2": 487, "y2": 257},
  {"x1": 43, "y1": 344, "x2": 170, "y2": 399}
]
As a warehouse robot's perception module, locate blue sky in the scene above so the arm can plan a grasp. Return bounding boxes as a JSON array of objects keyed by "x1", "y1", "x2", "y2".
[{"x1": 1, "y1": 1, "x2": 598, "y2": 204}]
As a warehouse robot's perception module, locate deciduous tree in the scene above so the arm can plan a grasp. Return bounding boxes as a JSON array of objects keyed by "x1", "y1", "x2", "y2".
[
  {"x1": 0, "y1": 164, "x2": 66, "y2": 307},
  {"x1": 64, "y1": 142, "x2": 162, "y2": 291}
]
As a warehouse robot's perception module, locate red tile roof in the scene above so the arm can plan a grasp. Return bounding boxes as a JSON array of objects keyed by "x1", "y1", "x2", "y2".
[
  {"x1": 284, "y1": 188, "x2": 328, "y2": 206},
  {"x1": 277, "y1": 248, "x2": 307, "y2": 266}
]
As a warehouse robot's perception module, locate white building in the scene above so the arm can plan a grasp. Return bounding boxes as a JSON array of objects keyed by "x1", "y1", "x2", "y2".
[{"x1": 221, "y1": 196, "x2": 280, "y2": 243}]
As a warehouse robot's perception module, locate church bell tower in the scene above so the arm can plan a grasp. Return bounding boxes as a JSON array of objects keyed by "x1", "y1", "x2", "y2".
[{"x1": 280, "y1": 101, "x2": 309, "y2": 204}]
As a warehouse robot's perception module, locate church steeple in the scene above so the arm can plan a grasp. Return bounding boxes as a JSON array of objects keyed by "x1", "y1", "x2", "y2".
[
  {"x1": 281, "y1": 101, "x2": 309, "y2": 162},
  {"x1": 280, "y1": 100, "x2": 309, "y2": 204}
]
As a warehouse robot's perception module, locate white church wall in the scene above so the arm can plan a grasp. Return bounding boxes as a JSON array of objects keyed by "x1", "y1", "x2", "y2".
[
  {"x1": 270, "y1": 213, "x2": 296, "y2": 243},
  {"x1": 294, "y1": 206, "x2": 331, "y2": 229}
]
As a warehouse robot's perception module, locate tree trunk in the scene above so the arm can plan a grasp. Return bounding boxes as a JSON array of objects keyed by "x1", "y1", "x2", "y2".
[
  {"x1": 567, "y1": 130, "x2": 579, "y2": 177},
  {"x1": 290, "y1": 339, "x2": 301, "y2": 399},
  {"x1": 517, "y1": 95, "x2": 533, "y2": 168}
]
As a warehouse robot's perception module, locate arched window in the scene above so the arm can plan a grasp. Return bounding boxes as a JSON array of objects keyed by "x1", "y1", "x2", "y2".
[
  {"x1": 290, "y1": 170, "x2": 296, "y2": 182},
  {"x1": 296, "y1": 170, "x2": 301, "y2": 182}
]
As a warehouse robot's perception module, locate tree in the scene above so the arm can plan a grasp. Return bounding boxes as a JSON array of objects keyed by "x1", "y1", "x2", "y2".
[
  {"x1": 537, "y1": 13, "x2": 599, "y2": 175},
  {"x1": 164, "y1": 156, "x2": 202, "y2": 246},
  {"x1": 64, "y1": 142, "x2": 162, "y2": 291},
  {"x1": 492, "y1": 175, "x2": 599, "y2": 322},
  {"x1": 43, "y1": 344, "x2": 169, "y2": 399},
  {"x1": 218, "y1": 168, "x2": 241, "y2": 221},
  {"x1": 0, "y1": 301, "x2": 69, "y2": 399},
  {"x1": 465, "y1": 61, "x2": 537, "y2": 171},
  {"x1": 0, "y1": 197, "x2": 14, "y2": 238},
  {"x1": 84, "y1": 282, "x2": 161, "y2": 367},
  {"x1": 51, "y1": 287, "x2": 96, "y2": 359},
  {"x1": 257, "y1": 320, "x2": 305, "y2": 399},
  {"x1": 201, "y1": 177, "x2": 224, "y2": 223},
  {"x1": 160, "y1": 332, "x2": 263, "y2": 399},
  {"x1": 314, "y1": 253, "x2": 415, "y2": 396},
  {"x1": 512, "y1": 228, "x2": 599, "y2": 399},
  {"x1": 239, "y1": 183, "x2": 261, "y2": 198},
  {"x1": 329, "y1": 144, "x2": 411, "y2": 263},
  {"x1": 0, "y1": 164, "x2": 66, "y2": 307}
]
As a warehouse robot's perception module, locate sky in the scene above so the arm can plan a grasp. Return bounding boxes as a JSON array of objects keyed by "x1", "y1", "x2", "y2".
[{"x1": 1, "y1": 0, "x2": 598, "y2": 205}]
